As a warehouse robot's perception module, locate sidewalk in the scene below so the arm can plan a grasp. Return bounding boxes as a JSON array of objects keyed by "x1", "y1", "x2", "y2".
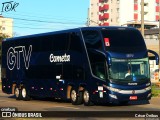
[{"x1": 150, "y1": 97, "x2": 160, "y2": 106}]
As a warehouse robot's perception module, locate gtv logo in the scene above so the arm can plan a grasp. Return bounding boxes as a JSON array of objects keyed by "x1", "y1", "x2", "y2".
[{"x1": 7, "y1": 45, "x2": 32, "y2": 70}]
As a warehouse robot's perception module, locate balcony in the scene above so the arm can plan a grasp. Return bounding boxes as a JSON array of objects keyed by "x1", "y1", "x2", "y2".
[
  {"x1": 99, "y1": 13, "x2": 109, "y2": 20},
  {"x1": 103, "y1": 13, "x2": 109, "y2": 19},
  {"x1": 134, "y1": 4, "x2": 138, "y2": 10},
  {"x1": 99, "y1": 4, "x2": 109, "y2": 11},
  {"x1": 156, "y1": 6, "x2": 159, "y2": 12},
  {"x1": 134, "y1": 14, "x2": 138, "y2": 20},
  {"x1": 102, "y1": 22, "x2": 109, "y2": 26},
  {"x1": 156, "y1": 15, "x2": 159, "y2": 21}
]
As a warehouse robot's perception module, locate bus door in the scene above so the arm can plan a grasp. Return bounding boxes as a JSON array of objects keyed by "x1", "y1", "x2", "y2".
[{"x1": 55, "y1": 63, "x2": 65, "y2": 98}]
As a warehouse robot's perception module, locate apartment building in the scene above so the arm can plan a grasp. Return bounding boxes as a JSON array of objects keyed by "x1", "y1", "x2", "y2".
[
  {"x1": 89, "y1": 0, "x2": 159, "y2": 26},
  {"x1": 0, "y1": 16, "x2": 13, "y2": 37}
]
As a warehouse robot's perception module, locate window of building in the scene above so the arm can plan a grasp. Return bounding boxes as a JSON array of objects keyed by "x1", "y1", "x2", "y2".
[
  {"x1": 144, "y1": 12, "x2": 148, "y2": 15},
  {"x1": 117, "y1": 0, "x2": 119, "y2": 3},
  {"x1": 134, "y1": 0, "x2": 138, "y2": 4},
  {"x1": 117, "y1": 8, "x2": 119, "y2": 12},
  {"x1": 144, "y1": 3, "x2": 148, "y2": 6},
  {"x1": 104, "y1": 0, "x2": 108, "y2": 3},
  {"x1": 91, "y1": 12, "x2": 93, "y2": 17},
  {"x1": 111, "y1": 9, "x2": 113, "y2": 13},
  {"x1": 2, "y1": 21, "x2": 5, "y2": 24},
  {"x1": 116, "y1": 17, "x2": 119, "y2": 22},
  {"x1": 2, "y1": 27, "x2": 5, "y2": 31}
]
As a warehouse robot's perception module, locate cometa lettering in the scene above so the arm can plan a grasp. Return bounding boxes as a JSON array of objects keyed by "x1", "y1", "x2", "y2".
[{"x1": 50, "y1": 53, "x2": 70, "y2": 63}]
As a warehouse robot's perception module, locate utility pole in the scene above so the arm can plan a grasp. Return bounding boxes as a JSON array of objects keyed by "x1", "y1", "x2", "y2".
[
  {"x1": 141, "y1": 0, "x2": 144, "y2": 38},
  {"x1": 87, "y1": 8, "x2": 90, "y2": 27}
]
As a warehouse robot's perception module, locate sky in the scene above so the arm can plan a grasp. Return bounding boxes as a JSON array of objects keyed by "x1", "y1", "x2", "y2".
[{"x1": 0, "y1": 0, "x2": 89, "y2": 36}]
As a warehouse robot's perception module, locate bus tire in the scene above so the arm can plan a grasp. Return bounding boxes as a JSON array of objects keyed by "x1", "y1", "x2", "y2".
[
  {"x1": 70, "y1": 88, "x2": 82, "y2": 105},
  {"x1": 83, "y1": 89, "x2": 93, "y2": 106},
  {"x1": 21, "y1": 86, "x2": 30, "y2": 101},
  {"x1": 14, "y1": 86, "x2": 22, "y2": 100}
]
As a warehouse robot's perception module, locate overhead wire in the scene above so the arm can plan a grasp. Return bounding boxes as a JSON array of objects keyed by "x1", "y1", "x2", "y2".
[{"x1": 2, "y1": 11, "x2": 87, "y2": 31}]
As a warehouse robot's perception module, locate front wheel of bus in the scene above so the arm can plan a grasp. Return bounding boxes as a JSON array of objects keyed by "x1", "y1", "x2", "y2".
[
  {"x1": 14, "y1": 86, "x2": 22, "y2": 100},
  {"x1": 21, "y1": 86, "x2": 30, "y2": 101},
  {"x1": 70, "y1": 88, "x2": 82, "y2": 105},
  {"x1": 83, "y1": 89, "x2": 93, "y2": 106}
]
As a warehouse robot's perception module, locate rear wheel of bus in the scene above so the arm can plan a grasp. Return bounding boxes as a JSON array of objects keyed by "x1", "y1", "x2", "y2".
[
  {"x1": 70, "y1": 88, "x2": 83, "y2": 105},
  {"x1": 83, "y1": 89, "x2": 93, "y2": 106},
  {"x1": 14, "y1": 86, "x2": 22, "y2": 100},
  {"x1": 21, "y1": 86, "x2": 30, "y2": 101}
]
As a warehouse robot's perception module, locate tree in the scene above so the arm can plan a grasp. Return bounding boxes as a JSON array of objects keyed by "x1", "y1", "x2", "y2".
[{"x1": 0, "y1": 32, "x2": 9, "y2": 62}]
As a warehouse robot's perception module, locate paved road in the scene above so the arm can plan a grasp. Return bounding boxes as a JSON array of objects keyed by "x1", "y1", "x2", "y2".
[
  {"x1": 0, "y1": 90, "x2": 160, "y2": 111},
  {"x1": 0, "y1": 90, "x2": 160, "y2": 119}
]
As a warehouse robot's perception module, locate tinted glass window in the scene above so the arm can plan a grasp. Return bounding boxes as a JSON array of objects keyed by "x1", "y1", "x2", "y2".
[
  {"x1": 25, "y1": 65, "x2": 56, "y2": 79},
  {"x1": 39, "y1": 36, "x2": 54, "y2": 51},
  {"x1": 101, "y1": 29, "x2": 146, "y2": 52},
  {"x1": 82, "y1": 30, "x2": 103, "y2": 50},
  {"x1": 53, "y1": 33, "x2": 69, "y2": 51},
  {"x1": 69, "y1": 32, "x2": 83, "y2": 52}
]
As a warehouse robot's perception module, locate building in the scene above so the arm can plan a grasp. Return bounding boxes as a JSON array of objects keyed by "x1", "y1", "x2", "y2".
[
  {"x1": 0, "y1": 16, "x2": 13, "y2": 37},
  {"x1": 89, "y1": 0, "x2": 159, "y2": 27},
  {"x1": 144, "y1": 29, "x2": 159, "y2": 83}
]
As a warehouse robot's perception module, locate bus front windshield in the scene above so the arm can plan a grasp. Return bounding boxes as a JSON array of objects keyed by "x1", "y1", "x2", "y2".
[{"x1": 109, "y1": 57, "x2": 150, "y2": 84}]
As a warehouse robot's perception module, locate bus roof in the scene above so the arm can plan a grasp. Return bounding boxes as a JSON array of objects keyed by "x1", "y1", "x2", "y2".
[{"x1": 4, "y1": 26, "x2": 137, "y2": 41}]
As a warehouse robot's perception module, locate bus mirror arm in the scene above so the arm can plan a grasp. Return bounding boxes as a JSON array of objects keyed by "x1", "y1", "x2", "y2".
[
  {"x1": 148, "y1": 50, "x2": 159, "y2": 65},
  {"x1": 106, "y1": 52, "x2": 112, "y2": 66}
]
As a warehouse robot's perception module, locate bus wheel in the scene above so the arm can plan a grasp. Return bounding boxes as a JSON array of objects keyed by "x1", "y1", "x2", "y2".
[
  {"x1": 70, "y1": 88, "x2": 82, "y2": 105},
  {"x1": 83, "y1": 89, "x2": 93, "y2": 106},
  {"x1": 14, "y1": 86, "x2": 22, "y2": 100},
  {"x1": 21, "y1": 87, "x2": 30, "y2": 101}
]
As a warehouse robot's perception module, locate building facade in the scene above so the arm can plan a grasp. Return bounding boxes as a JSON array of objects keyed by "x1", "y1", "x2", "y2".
[
  {"x1": 89, "y1": 0, "x2": 159, "y2": 26},
  {"x1": 0, "y1": 16, "x2": 13, "y2": 37}
]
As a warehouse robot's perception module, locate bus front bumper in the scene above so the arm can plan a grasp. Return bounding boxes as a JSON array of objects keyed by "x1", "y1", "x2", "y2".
[{"x1": 107, "y1": 90, "x2": 152, "y2": 104}]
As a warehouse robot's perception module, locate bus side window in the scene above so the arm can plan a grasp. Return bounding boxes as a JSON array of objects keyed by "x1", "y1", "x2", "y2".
[
  {"x1": 88, "y1": 51, "x2": 108, "y2": 80},
  {"x1": 69, "y1": 32, "x2": 83, "y2": 52},
  {"x1": 92, "y1": 62, "x2": 107, "y2": 80},
  {"x1": 39, "y1": 36, "x2": 53, "y2": 51},
  {"x1": 72, "y1": 66, "x2": 85, "y2": 80},
  {"x1": 82, "y1": 30, "x2": 103, "y2": 50},
  {"x1": 53, "y1": 33, "x2": 70, "y2": 51}
]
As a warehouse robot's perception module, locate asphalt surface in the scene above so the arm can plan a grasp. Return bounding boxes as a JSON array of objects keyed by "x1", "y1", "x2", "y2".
[{"x1": 0, "y1": 90, "x2": 160, "y2": 120}]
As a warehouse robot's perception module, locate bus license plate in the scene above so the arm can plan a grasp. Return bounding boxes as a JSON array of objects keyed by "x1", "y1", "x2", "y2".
[{"x1": 130, "y1": 96, "x2": 137, "y2": 100}]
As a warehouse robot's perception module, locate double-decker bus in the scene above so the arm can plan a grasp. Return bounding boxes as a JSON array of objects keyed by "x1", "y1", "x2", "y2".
[{"x1": 1, "y1": 27, "x2": 159, "y2": 105}]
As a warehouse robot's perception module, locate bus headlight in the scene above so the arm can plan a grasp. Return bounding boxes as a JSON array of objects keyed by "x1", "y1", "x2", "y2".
[
  {"x1": 146, "y1": 83, "x2": 150, "y2": 86},
  {"x1": 109, "y1": 94, "x2": 117, "y2": 99},
  {"x1": 147, "y1": 93, "x2": 151, "y2": 98},
  {"x1": 145, "y1": 86, "x2": 151, "y2": 91},
  {"x1": 107, "y1": 86, "x2": 120, "y2": 92}
]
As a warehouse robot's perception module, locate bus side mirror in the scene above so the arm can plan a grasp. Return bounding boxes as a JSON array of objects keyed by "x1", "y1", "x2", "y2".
[
  {"x1": 106, "y1": 52, "x2": 112, "y2": 66},
  {"x1": 148, "y1": 50, "x2": 159, "y2": 65}
]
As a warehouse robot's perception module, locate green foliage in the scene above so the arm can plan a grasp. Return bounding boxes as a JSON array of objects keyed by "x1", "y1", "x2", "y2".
[
  {"x1": 0, "y1": 33, "x2": 9, "y2": 62},
  {"x1": 152, "y1": 85, "x2": 160, "y2": 97}
]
